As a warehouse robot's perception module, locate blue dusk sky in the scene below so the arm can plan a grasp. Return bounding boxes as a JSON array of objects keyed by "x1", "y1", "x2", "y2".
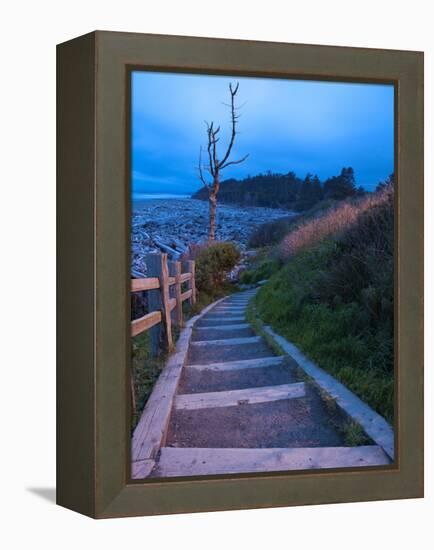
[{"x1": 131, "y1": 71, "x2": 394, "y2": 197}]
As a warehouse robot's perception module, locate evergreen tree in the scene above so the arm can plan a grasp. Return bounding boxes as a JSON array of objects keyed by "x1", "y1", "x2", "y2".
[
  {"x1": 311, "y1": 175, "x2": 323, "y2": 202},
  {"x1": 342, "y1": 167, "x2": 356, "y2": 195},
  {"x1": 324, "y1": 167, "x2": 357, "y2": 199},
  {"x1": 295, "y1": 174, "x2": 323, "y2": 211},
  {"x1": 376, "y1": 173, "x2": 394, "y2": 192}
]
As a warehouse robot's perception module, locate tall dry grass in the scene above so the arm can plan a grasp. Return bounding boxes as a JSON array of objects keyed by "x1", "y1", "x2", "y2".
[{"x1": 279, "y1": 185, "x2": 393, "y2": 259}]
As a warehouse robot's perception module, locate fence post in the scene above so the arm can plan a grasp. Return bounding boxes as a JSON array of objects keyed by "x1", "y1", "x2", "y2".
[
  {"x1": 190, "y1": 260, "x2": 197, "y2": 304},
  {"x1": 169, "y1": 260, "x2": 183, "y2": 327},
  {"x1": 182, "y1": 259, "x2": 197, "y2": 306},
  {"x1": 146, "y1": 253, "x2": 173, "y2": 355}
]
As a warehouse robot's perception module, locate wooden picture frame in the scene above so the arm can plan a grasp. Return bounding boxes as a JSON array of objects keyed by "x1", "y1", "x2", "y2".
[{"x1": 57, "y1": 31, "x2": 423, "y2": 518}]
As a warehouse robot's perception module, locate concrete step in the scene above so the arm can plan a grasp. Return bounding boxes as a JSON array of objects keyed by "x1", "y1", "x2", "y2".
[
  {"x1": 214, "y1": 304, "x2": 247, "y2": 308},
  {"x1": 179, "y1": 359, "x2": 297, "y2": 394},
  {"x1": 221, "y1": 299, "x2": 252, "y2": 304},
  {"x1": 174, "y1": 382, "x2": 306, "y2": 410},
  {"x1": 166, "y1": 386, "x2": 346, "y2": 448},
  {"x1": 186, "y1": 356, "x2": 286, "y2": 371},
  {"x1": 191, "y1": 336, "x2": 262, "y2": 347},
  {"x1": 222, "y1": 300, "x2": 252, "y2": 304},
  {"x1": 206, "y1": 310, "x2": 246, "y2": 316},
  {"x1": 153, "y1": 445, "x2": 390, "y2": 477},
  {"x1": 187, "y1": 336, "x2": 273, "y2": 364},
  {"x1": 196, "y1": 317, "x2": 248, "y2": 327},
  {"x1": 191, "y1": 327, "x2": 254, "y2": 342},
  {"x1": 194, "y1": 323, "x2": 250, "y2": 331},
  {"x1": 199, "y1": 316, "x2": 246, "y2": 323},
  {"x1": 212, "y1": 307, "x2": 247, "y2": 312}
]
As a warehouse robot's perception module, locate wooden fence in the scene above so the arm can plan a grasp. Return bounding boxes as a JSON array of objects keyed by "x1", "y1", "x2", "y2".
[{"x1": 131, "y1": 253, "x2": 196, "y2": 356}]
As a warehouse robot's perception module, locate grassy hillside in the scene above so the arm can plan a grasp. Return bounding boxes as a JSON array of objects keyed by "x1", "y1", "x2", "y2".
[
  {"x1": 243, "y1": 186, "x2": 394, "y2": 422},
  {"x1": 247, "y1": 199, "x2": 338, "y2": 249}
]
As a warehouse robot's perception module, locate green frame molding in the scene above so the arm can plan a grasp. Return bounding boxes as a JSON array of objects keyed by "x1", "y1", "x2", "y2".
[{"x1": 57, "y1": 31, "x2": 423, "y2": 518}]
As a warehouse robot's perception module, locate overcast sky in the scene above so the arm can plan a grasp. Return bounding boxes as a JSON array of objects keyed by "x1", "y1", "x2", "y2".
[{"x1": 131, "y1": 71, "x2": 394, "y2": 197}]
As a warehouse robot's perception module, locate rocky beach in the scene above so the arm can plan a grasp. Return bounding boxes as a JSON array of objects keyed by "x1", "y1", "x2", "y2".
[{"x1": 131, "y1": 198, "x2": 293, "y2": 275}]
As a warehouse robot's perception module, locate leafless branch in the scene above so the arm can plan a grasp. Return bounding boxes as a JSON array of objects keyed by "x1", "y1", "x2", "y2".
[
  {"x1": 198, "y1": 147, "x2": 211, "y2": 188},
  {"x1": 205, "y1": 122, "x2": 215, "y2": 177},
  {"x1": 222, "y1": 100, "x2": 247, "y2": 110},
  {"x1": 218, "y1": 82, "x2": 241, "y2": 169},
  {"x1": 220, "y1": 153, "x2": 250, "y2": 169},
  {"x1": 197, "y1": 82, "x2": 248, "y2": 193}
]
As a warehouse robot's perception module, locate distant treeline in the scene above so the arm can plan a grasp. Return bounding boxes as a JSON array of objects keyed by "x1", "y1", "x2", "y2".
[{"x1": 192, "y1": 168, "x2": 389, "y2": 211}]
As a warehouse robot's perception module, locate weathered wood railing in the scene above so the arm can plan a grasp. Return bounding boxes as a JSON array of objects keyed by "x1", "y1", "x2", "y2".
[{"x1": 131, "y1": 253, "x2": 196, "y2": 356}]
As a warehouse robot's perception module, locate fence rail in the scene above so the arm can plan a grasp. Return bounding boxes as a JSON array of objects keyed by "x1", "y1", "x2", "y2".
[{"x1": 131, "y1": 253, "x2": 196, "y2": 356}]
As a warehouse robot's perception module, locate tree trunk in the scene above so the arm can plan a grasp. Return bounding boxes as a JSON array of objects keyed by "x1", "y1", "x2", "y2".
[
  {"x1": 209, "y1": 191, "x2": 217, "y2": 241},
  {"x1": 198, "y1": 83, "x2": 248, "y2": 241},
  {"x1": 208, "y1": 174, "x2": 219, "y2": 241}
]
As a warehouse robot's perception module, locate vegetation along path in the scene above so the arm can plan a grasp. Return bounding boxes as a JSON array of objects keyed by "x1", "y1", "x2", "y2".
[{"x1": 146, "y1": 289, "x2": 391, "y2": 478}]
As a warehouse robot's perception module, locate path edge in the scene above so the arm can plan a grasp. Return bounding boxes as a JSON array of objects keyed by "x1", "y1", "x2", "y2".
[
  {"x1": 131, "y1": 295, "x2": 227, "y2": 479},
  {"x1": 260, "y1": 323, "x2": 395, "y2": 460}
]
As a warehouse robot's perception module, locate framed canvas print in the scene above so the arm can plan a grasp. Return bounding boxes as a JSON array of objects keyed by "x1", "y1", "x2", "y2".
[{"x1": 57, "y1": 31, "x2": 423, "y2": 518}]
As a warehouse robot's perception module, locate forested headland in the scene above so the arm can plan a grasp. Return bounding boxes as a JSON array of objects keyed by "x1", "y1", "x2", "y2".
[{"x1": 192, "y1": 167, "x2": 367, "y2": 211}]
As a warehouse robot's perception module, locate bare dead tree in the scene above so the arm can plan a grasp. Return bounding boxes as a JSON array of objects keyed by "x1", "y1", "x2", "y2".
[{"x1": 198, "y1": 82, "x2": 249, "y2": 240}]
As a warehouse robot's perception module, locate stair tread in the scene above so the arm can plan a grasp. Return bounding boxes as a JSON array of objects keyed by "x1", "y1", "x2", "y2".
[
  {"x1": 186, "y1": 356, "x2": 286, "y2": 371},
  {"x1": 152, "y1": 445, "x2": 390, "y2": 477},
  {"x1": 174, "y1": 382, "x2": 306, "y2": 410}
]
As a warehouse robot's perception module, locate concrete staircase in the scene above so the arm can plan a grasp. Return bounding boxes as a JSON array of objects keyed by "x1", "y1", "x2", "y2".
[{"x1": 150, "y1": 290, "x2": 390, "y2": 477}]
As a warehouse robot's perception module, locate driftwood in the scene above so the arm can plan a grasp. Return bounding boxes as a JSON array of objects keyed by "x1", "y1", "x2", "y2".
[
  {"x1": 131, "y1": 268, "x2": 146, "y2": 279},
  {"x1": 130, "y1": 199, "x2": 293, "y2": 276},
  {"x1": 153, "y1": 237, "x2": 182, "y2": 260}
]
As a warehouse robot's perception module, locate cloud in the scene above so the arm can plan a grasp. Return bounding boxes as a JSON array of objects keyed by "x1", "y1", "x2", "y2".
[{"x1": 131, "y1": 71, "x2": 394, "y2": 194}]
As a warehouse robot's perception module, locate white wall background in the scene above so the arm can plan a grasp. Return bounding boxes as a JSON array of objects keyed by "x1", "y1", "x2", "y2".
[{"x1": 1, "y1": 0, "x2": 432, "y2": 547}]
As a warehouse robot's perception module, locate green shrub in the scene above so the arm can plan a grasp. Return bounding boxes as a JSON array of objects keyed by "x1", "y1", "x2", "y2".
[
  {"x1": 248, "y1": 216, "x2": 300, "y2": 248},
  {"x1": 240, "y1": 257, "x2": 281, "y2": 284},
  {"x1": 195, "y1": 241, "x2": 240, "y2": 295}
]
